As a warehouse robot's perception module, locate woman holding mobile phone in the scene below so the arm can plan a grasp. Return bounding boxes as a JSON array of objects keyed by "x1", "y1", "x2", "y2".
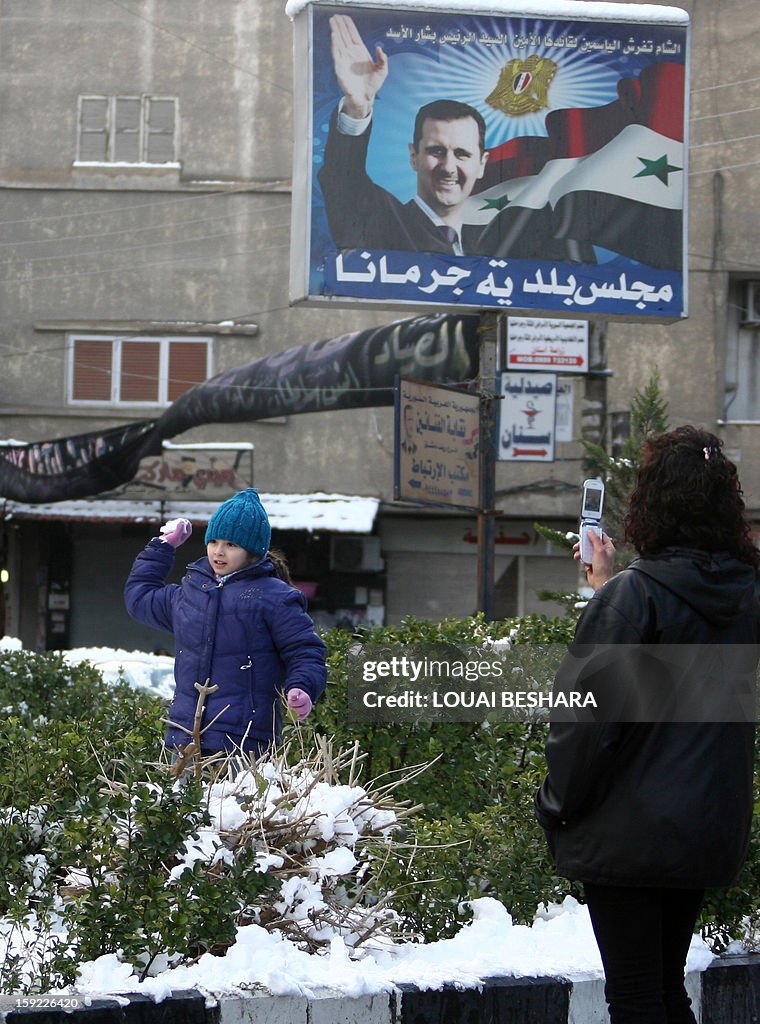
[{"x1": 536, "y1": 426, "x2": 760, "y2": 1024}]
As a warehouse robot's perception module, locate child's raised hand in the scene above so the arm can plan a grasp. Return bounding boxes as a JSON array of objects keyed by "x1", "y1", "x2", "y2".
[
  {"x1": 159, "y1": 518, "x2": 193, "y2": 548},
  {"x1": 286, "y1": 688, "x2": 313, "y2": 721}
]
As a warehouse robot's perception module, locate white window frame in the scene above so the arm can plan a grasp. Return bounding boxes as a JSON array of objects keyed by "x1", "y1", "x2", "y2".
[
  {"x1": 723, "y1": 278, "x2": 760, "y2": 424},
  {"x1": 66, "y1": 334, "x2": 212, "y2": 408},
  {"x1": 75, "y1": 95, "x2": 180, "y2": 166}
]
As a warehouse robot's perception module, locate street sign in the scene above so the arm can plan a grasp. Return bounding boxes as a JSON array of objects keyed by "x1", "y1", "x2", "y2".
[
  {"x1": 506, "y1": 317, "x2": 589, "y2": 372},
  {"x1": 497, "y1": 372, "x2": 557, "y2": 462},
  {"x1": 395, "y1": 379, "x2": 480, "y2": 509}
]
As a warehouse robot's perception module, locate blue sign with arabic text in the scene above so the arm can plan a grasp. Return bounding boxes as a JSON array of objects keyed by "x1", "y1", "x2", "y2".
[
  {"x1": 323, "y1": 249, "x2": 680, "y2": 317},
  {"x1": 294, "y1": 1, "x2": 689, "y2": 320}
]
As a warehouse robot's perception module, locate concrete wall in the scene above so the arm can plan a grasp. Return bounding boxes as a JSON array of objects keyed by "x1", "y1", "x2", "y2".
[
  {"x1": 3, "y1": 957, "x2": 760, "y2": 1023},
  {"x1": 0, "y1": 0, "x2": 397, "y2": 499},
  {"x1": 605, "y1": 0, "x2": 760, "y2": 516}
]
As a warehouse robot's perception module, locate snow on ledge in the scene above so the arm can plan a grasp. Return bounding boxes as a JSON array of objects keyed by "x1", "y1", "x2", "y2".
[
  {"x1": 260, "y1": 492, "x2": 380, "y2": 533},
  {"x1": 285, "y1": 0, "x2": 689, "y2": 25},
  {"x1": 2, "y1": 493, "x2": 380, "y2": 534}
]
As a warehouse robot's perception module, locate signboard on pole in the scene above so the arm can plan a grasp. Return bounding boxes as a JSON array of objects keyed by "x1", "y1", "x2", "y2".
[
  {"x1": 497, "y1": 371, "x2": 557, "y2": 461},
  {"x1": 289, "y1": 0, "x2": 690, "y2": 321},
  {"x1": 395, "y1": 379, "x2": 480, "y2": 509},
  {"x1": 506, "y1": 317, "x2": 589, "y2": 372}
]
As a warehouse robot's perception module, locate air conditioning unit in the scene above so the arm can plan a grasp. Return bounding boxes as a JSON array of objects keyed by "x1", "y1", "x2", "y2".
[
  {"x1": 740, "y1": 281, "x2": 760, "y2": 325},
  {"x1": 329, "y1": 535, "x2": 384, "y2": 573}
]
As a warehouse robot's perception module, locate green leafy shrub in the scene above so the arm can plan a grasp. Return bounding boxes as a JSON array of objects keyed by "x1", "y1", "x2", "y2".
[
  {"x1": 372, "y1": 760, "x2": 576, "y2": 941},
  {"x1": 0, "y1": 650, "x2": 156, "y2": 727},
  {"x1": 304, "y1": 612, "x2": 579, "y2": 938},
  {"x1": 0, "y1": 652, "x2": 415, "y2": 993}
]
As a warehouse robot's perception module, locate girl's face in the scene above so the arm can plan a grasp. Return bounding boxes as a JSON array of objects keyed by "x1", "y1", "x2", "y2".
[{"x1": 206, "y1": 539, "x2": 254, "y2": 576}]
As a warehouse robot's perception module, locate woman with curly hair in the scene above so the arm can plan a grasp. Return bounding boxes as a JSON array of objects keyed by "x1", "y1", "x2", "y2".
[{"x1": 535, "y1": 426, "x2": 760, "y2": 1024}]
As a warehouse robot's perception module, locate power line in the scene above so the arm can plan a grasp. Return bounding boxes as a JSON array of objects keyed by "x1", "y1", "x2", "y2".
[
  {"x1": 0, "y1": 183, "x2": 271, "y2": 230},
  {"x1": 689, "y1": 157, "x2": 760, "y2": 176},
  {"x1": 691, "y1": 103, "x2": 760, "y2": 123},
  {"x1": 102, "y1": 0, "x2": 292, "y2": 97},
  {"x1": 0, "y1": 203, "x2": 292, "y2": 250},
  {"x1": 0, "y1": 302, "x2": 300, "y2": 361},
  {"x1": 692, "y1": 73, "x2": 760, "y2": 93},
  {"x1": 0, "y1": 241, "x2": 291, "y2": 286},
  {"x1": 2, "y1": 372, "x2": 396, "y2": 410},
  {"x1": 688, "y1": 251, "x2": 760, "y2": 270},
  {"x1": 691, "y1": 132, "x2": 760, "y2": 151},
  {"x1": 0, "y1": 222, "x2": 289, "y2": 269}
]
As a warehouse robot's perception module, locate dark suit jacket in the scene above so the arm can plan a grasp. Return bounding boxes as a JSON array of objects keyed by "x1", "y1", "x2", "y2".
[{"x1": 317, "y1": 110, "x2": 484, "y2": 255}]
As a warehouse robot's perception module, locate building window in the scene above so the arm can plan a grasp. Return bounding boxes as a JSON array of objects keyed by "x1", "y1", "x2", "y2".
[
  {"x1": 723, "y1": 279, "x2": 760, "y2": 423},
  {"x1": 77, "y1": 96, "x2": 178, "y2": 164},
  {"x1": 609, "y1": 411, "x2": 631, "y2": 458},
  {"x1": 67, "y1": 335, "x2": 211, "y2": 407}
]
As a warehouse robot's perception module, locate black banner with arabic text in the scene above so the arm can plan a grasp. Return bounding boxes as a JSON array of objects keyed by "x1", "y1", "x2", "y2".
[{"x1": 0, "y1": 314, "x2": 479, "y2": 503}]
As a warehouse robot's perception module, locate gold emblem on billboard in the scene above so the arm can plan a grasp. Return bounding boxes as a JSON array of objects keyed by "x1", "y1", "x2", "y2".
[{"x1": 486, "y1": 56, "x2": 558, "y2": 116}]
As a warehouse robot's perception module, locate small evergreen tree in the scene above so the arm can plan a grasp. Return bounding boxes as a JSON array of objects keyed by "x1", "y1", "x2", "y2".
[
  {"x1": 581, "y1": 370, "x2": 669, "y2": 546},
  {"x1": 534, "y1": 371, "x2": 670, "y2": 598}
]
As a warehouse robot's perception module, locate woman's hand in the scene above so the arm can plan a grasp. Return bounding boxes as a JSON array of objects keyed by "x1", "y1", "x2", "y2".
[{"x1": 574, "y1": 529, "x2": 616, "y2": 590}]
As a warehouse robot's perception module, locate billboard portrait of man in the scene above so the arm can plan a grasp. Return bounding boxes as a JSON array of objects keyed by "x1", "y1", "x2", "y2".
[
  {"x1": 319, "y1": 14, "x2": 490, "y2": 256},
  {"x1": 296, "y1": 1, "x2": 689, "y2": 319}
]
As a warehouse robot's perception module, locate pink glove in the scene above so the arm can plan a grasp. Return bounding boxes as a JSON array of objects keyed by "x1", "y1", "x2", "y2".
[
  {"x1": 287, "y1": 688, "x2": 313, "y2": 721},
  {"x1": 159, "y1": 518, "x2": 193, "y2": 548}
]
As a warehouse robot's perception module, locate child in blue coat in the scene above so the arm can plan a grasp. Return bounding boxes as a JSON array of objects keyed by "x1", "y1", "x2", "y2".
[{"x1": 125, "y1": 488, "x2": 327, "y2": 758}]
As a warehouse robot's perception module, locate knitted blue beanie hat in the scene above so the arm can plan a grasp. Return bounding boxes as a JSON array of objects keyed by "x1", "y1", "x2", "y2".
[{"x1": 204, "y1": 488, "x2": 271, "y2": 557}]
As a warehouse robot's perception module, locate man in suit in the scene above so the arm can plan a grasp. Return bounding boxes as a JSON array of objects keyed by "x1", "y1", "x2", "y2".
[{"x1": 318, "y1": 13, "x2": 489, "y2": 257}]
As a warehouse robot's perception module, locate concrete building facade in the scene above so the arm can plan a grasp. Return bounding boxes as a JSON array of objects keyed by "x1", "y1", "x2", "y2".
[{"x1": 0, "y1": 0, "x2": 757, "y2": 651}]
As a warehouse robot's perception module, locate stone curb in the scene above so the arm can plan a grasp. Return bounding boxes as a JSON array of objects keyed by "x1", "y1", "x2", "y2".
[{"x1": 1, "y1": 955, "x2": 758, "y2": 1023}]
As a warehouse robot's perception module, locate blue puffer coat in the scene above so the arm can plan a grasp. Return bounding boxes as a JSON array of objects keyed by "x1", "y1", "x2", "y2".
[{"x1": 125, "y1": 539, "x2": 327, "y2": 752}]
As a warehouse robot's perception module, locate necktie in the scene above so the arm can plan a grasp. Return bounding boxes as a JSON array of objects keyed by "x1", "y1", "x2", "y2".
[{"x1": 436, "y1": 224, "x2": 459, "y2": 253}]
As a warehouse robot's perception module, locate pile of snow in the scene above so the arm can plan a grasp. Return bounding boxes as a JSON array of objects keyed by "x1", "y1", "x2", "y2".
[
  {"x1": 62, "y1": 645, "x2": 176, "y2": 700},
  {"x1": 72, "y1": 896, "x2": 712, "y2": 1003}
]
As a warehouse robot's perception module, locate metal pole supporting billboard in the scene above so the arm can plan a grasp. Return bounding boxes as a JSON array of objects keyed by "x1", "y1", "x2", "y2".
[{"x1": 477, "y1": 311, "x2": 501, "y2": 620}]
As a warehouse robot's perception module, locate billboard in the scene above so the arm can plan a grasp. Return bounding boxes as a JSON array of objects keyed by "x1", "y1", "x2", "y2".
[
  {"x1": 99, "y1": 445, "x2": 254, "y2": 501},
  {"x1": 289, "y1": 0, "x2": 689, "y2": 320}
]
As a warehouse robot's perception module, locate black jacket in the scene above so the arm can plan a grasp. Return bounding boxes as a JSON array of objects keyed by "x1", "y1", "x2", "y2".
[{"x1": 535, "y1": 547, "x2": 760, "y2": 888}]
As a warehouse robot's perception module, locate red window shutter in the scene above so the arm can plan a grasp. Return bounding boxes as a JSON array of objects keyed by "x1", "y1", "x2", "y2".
[
  {"x1": 120, "y1": 341, "x2": 160, "y2": 402},
  {"x1": 168, "y1": 342, "x2": 208, "y2": 402},
  {"x1": 72, "y1": 339, "x2": 112, "y2": 400}
]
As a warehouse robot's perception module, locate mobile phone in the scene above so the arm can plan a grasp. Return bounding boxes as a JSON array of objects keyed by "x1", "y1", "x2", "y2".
[{"x1": 579, "y1": 478, "x2": 605, "y2": 564}]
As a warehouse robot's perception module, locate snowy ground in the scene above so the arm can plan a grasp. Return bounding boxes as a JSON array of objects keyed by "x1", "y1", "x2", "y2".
[
  {"x1": 1, "y1": 639, "x2": 717, "y2": 1002},
  {"x1": 73, "y1": 895, "x2": 713, "y2": 1005}
]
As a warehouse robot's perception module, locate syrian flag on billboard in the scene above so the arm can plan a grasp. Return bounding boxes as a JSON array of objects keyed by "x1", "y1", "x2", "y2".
[{"x1": 466, "y1": 62, "x2": 685, "y2": 270}]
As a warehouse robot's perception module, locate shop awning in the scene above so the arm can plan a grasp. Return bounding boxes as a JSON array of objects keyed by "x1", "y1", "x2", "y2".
[{"x1": 2, "y1": 492, "x2": 380, "y2": 534}]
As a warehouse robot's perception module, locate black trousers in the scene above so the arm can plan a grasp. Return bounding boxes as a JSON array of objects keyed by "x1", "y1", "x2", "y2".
[{"x1": 583, "y1": 883, "x2": 705, "y2": 1024}]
